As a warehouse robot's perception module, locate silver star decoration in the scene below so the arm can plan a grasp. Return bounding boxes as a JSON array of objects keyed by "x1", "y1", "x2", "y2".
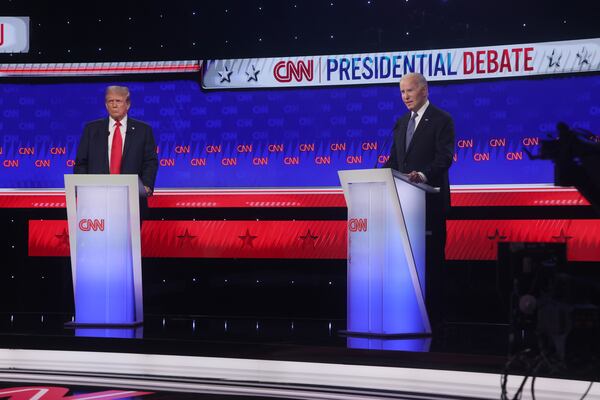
[
  {"x1": 218, "y1": 66, "x2": 233, "y2": 83},
  {"x1": 547, "y1": 49, "x2": 562, "y2": 68},
  {"x1": 245, "y1": 65, "x2": 261, "y2": 82},
  {"x1": 576, "y1": 47, "x2": 590, "y2": 66}
]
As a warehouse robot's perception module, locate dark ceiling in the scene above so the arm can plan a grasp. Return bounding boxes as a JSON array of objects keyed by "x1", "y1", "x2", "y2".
[{"x1": 1, "y1": 0, "x2": 599, "y2": 63}]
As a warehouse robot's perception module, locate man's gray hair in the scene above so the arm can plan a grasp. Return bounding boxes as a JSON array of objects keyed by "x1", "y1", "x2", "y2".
[
  {"x1": 401, "y1": 73, "x2": 428, "y2": 88},
  {"x1": 105, "y1": 85, "x2": 131, "y2": 103}
]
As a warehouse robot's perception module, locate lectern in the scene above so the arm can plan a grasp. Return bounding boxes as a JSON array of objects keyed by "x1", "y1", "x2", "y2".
[
  {"x1": 338, "y1": 168, "x2": 439, "y2": 337},
  {"x1": 65, "y1": 174, "x2": 144, "y2": 326}
]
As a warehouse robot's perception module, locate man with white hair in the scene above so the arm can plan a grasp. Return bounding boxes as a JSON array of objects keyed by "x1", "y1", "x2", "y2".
[{"x1": 384, "y1": 72, "x2": 455, "y2": 327}]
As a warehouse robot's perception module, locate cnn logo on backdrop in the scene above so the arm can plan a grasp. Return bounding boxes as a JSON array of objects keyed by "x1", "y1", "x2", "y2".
[
  {"x1": 79, "y1": 219, "x2": 105, "y2": 232},
  {"x1": 348, "y1": 218, "x2": 368, "y2": 232},
  {"x1": 273, "y1": 60, "x2": 313, "y2": 83}
]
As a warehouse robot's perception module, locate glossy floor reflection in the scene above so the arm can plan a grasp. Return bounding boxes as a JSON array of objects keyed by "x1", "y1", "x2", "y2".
[{"x1": 0, "y1": 312, "x2": 509, "y2": 365}]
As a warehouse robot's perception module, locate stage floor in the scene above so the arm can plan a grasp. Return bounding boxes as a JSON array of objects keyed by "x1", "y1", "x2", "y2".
[
  {"x1": 0, "y1": 313, "x2": 509, "y2": 367},
  {"x1": 1, "y1": 313, "x2": 598, "y2": 399}
]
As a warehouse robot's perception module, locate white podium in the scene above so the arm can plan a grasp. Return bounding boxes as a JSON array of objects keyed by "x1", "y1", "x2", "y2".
[
  {"x1": 338, "y1": 168, "x2": 439, "y2": 337},
  {"x1": 64, "y1": 174, "x2": 144, "y2": 327}
]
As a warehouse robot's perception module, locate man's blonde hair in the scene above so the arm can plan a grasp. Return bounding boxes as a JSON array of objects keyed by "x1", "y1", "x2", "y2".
[{"x1": 105, "y1": 86, "x2": 131, "y2": 104}]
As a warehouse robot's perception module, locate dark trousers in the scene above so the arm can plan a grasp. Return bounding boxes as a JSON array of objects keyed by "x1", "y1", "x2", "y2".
[
  {"x1": 139, "y1": 196, "x2": 149, "y2": 222},
  {"x1": 425, "y1": 194, "x2": 448, "y2": 325}
]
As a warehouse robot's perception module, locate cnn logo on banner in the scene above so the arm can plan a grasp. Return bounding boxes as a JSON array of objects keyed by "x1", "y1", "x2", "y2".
[
  {"x1": 79, "y1": 219, "x2": 105, "y2": 232},
  {"x1": 348, "y1": 218, "x2": 368, "y2": 232},
  {"x1": 0, "y1": 23, "x2": 4, "y2": 46},
  {"x1": 274, "y1": 60, "x2": 313, "y2": 83}
]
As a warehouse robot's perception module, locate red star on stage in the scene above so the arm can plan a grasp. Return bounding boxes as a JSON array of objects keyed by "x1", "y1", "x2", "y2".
[
  {"x1": 176, "y1": 228, "x2": 197, "y2": 247},
  {"x1": 54, "y1": 228, "x2": 70, "y2": 246},
  {"x1": 486, "y1": 228, "x2": 508, "y2": 241},
  {"x1": 238, "y1": 228, "x2": 258, "y2": 248},
  {"x1": 552, "y1": 228, "x2": 573, "y2": 243},
  {"x1": 299, "y1": 229, "x2": 319, "y2": 248},
  {"x1": 486, "y1": 228, "x2": 508, "y2": 250}
]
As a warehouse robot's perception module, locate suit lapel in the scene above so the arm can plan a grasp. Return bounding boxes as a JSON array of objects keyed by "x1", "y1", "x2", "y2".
[
  {"x1": 396, "y1": 114, "x2": 410, "y2": 155},
  {"x1": 405, "y1": 106, "x2": 433, "y2": 155},
  {"x1": 122, "y1": 118, "x2": 134, "y2": 161},
  {"x1": 100, "y1": 118, "x2": 110, "y2": 173}
]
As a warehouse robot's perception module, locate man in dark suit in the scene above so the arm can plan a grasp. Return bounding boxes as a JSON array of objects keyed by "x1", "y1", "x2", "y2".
[
  {"x1": 74, "y1": 85, "x2": 158, "y2": 215},
  {"x1": 384, "y1": 73, "x2": 455, "y2": 326}
]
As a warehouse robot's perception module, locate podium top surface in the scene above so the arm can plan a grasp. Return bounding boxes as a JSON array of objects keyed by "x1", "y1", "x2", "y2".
[
  {"x1": 64, "y1": 174, "x2": 140, "y2": 186},
  {"x1": 338, "y1": 169, "x2": 440, "y2": 194},
  {"x1": 391, "y1": 170, "x2": 440, "y2": 193}
]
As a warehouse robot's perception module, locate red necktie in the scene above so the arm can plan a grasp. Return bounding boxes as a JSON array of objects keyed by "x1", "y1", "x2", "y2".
[{"x1": 110, "y1": 120, "x2": 123, "y2": 174}]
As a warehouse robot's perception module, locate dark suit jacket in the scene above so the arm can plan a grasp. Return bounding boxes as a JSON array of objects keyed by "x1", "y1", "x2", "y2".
[
  {"x1": 74, "y1": 117, "x2": 158, "y2": 192},
  {"x1": 384, "y1": 103, "x2": 455, "y2": 210}
]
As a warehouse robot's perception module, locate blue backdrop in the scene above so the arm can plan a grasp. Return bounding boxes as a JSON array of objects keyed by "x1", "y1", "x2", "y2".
[{"x1": 1, "y1": 74, "x2": 599, "y2": 188}]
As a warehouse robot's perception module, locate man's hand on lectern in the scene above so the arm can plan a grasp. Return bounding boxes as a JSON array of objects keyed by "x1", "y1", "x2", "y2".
[{"x1": 407, "y1": 170, "x2": 427, "y2": 184}]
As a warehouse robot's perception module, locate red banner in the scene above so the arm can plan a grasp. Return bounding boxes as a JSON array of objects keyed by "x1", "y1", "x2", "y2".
[
  {"x1": 29, "y1": 218, "x2": 600, "y2": 261},
  {"x1": 0, "y1": 192, "x2": 66, "y2": 208},
  {"x1": 446, "y1": 219, "x2": 600, "y2": 261},
  {"x1": 29, "y1": 220, "x2": 347, "y2": 259},
  {"x1": 147, "y1": 189, "x2": 346, "y2": 208},
  {"x1": 2, "y1": 190, "x2": 345, "y2": 208},
  {"x1": 3, "y1": 186, "x2": 589, "y2": 208},
  {"x1": 141, "y1": 220, "x2": 346, "y2": 259},
  {"x1": 450, "y1": 187, "x2": 589, "y2": 207}
]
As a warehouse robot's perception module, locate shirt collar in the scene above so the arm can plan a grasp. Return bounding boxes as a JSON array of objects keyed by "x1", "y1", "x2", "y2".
[
  {"x1": 109, "y1": 115, "x2": 128, "y2": 127},
  {"x1": 414, "y1": 100, "x2": 430, "y2": 118}
]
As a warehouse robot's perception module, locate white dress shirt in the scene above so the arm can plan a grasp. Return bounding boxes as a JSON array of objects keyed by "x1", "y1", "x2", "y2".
[{"x1": 412, "y1": 100, "x2": 429, "y2": 131}]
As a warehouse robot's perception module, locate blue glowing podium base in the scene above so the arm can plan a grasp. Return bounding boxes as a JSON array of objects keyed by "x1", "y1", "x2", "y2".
[
  {"x1": 64, "y1": 174, "x2": 144, "y2": 327},
  {"x1": 338, "y1": 168, "x2": 439, "y2": 337}
]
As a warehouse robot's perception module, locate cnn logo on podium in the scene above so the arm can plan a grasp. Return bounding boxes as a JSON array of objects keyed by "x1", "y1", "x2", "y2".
[
  {"x1": 79, "y1": 219, "x2": 105, "y2": 232},
  {"x1": 348, "y1": 218, "x2": 368, "y2": 232}
]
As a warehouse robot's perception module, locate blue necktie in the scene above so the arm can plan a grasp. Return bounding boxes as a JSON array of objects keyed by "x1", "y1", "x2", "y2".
[{"x1": 405, "y1": 112, "x2": 418, "y2": 149}]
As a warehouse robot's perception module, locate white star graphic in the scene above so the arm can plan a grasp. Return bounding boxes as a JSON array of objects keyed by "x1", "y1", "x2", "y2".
[
  {"x1": 245, "y1": 65, "x2": 261, "y2": 82},
  {"x1": 576, "y1": 47, "x2": 590, "y2": 67},
  {"x1": 218, "y1": 66, "x2": 233, "y2": 83},
  {"x1": 547, "y1": 49, "x2": 562, "y2": 68}
]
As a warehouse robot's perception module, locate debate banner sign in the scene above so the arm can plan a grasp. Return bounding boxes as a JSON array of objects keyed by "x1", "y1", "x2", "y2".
[{"x1": 203, "y1": 38, "x2": 600, "y2": 89}]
